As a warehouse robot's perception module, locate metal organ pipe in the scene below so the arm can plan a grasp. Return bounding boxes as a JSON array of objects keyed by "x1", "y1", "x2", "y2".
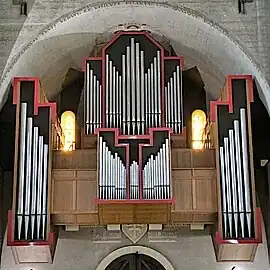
[
  {"x1": 24, "y1": 117, "x2": 33, "y2": 239},
  {"x1": 240, "y1": 108, "x2": 252, "y2": 237},
  {"x1": 140, "y1": 51, "x2": 145, "y2": 134},
  {"x1": 234, "y1": 120, "x2": 245, "y2": 238},
  {"x1": 42, "y1": 144, "x2": 49, "y2": 239},
  {"x1": 105, "y1": 55, "x2": 109, "y2": 127},
  {"x1": 229, "y1": 129, "x2": 239, "y2": 238},
  {"x1": 224, "y1": 137, "x2": 233, "y2": 238},
  {"x1": 126, "y1": 46, "x2": 131, "y2": 135}
]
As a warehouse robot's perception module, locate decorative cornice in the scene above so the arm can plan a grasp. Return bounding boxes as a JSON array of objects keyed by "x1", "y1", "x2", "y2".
[{"x1": 0, "y1": 1, "x2": 267, "y2": 89}]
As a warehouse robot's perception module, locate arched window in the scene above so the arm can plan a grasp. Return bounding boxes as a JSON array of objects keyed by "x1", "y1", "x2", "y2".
[
  {"x1": 191, "y1": 109, "x2": 206, "y2": 150},
  {"x1": 61, "y1": 111, "x2": 76, "y2": 151}
]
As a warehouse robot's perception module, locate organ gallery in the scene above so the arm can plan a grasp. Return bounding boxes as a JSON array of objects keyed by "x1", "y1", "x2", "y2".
[{"x1": 6, "y1": 31, "x2": 262, "y2": 264}]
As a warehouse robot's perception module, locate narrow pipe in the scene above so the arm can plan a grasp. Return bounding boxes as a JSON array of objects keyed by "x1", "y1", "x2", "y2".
[
  {"x1": 224, "y1": 137, "x2": 233, "y2": 238},
  {"x1": 115, "y1": 73, "x2": 119, "y2": 129},
  {"x1": 86, "y1": 63, "x2": 90, "y2": 134},
  {"x1": 136, "y1": 43, "x2": 141, "y2": 134},
  {"x1": 31, "y1": 126, "x2": 39, "y2": 239},
  {"x1": 153, "y1": 57, "x2": 158, "y2": 127},
  {"x1": 131, "y1": 38, "x2": 136, "y2": 134},
  {"x1": 220, "y1": 146, "x2": 228, "y2": 238},
  {"x1": 41, "y1": 144, "x2": 48, "y2": 239},
  {"x1": 93, "y1": 75, "x2": 97, "y2": 131},
  {"x1": 96, "y1": 80, "x2": 100, "y2": 129},
  {"x1": 112, "y1": 66, "x2": 116, "y2": 127},
  {"x1": 229, "y1": 129, "x2": 239, "y2": 238},
  {"x1": 234, "y1": 120, "x2": 245, "y2": 237},
  {"x1": 109, "y1": 61, "x2": 113, "y2": 128},
  {"x1": 240, "y1": 108, "x2": 252, "y2": 237},
  {"x1": 176, "y1": 66, "x2": 182, "y2": 133},
  {"x1": 140, "y1": 51, "x2": 145, "y2": 134},
  {"x1": 36, "y1": 136, "x2": 44, "y2": 238},
  {"x1": 126, "y1": 46, "x2": 131, "y2": 135},
  {"x1": 24, "y1": 117, "x2": 33, "y2": 239},
  {"x1": 122, "y1": 55, "x2": 126, "y2": 134},
  {"x1": 173, "y1": 72, "x2": 178, "y2": 133},
  {"x1": 157, "y1": 51, "x2": 161, "y2": 127},
  {"x1": 106, "y1": 55, "x2": 109, "y2": 127},
  {"x1": 150, "y1": 64, "x2": 154, "y2": 127},
  {"x1": 89, "y1": 69, "x2": 94, "y2": 133},
  {"x1": 99, "y1": 137, "x2": 103, "y2": 199}
]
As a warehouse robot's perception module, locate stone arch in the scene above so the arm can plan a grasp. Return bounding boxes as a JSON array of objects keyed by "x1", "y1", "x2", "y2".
[
  {"x1": 0, "y1": 1, "x2": 269, "y2": 114},
  {"x1": 96, "y1": 245, "x2": 174, "y2": 270}
]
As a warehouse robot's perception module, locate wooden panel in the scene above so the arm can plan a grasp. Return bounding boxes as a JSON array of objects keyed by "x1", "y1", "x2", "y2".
[
  {"x1": 98, "y1": 204, "x2": 134, "y2": 224},
  {"x1": 194, "y1": 178, "x2": 217, "y2": 211},
  {"x1": 53, "y1": 150, "x2": 97, "y2": 169},
  {"x1": 53, "y1": 181, "x2": 75, "y2": 212},
  {"x1": 173, "y1": 178, "x2": 192, "y2": 211},
  {"x1": 52, "y1": 214, "x2": 77, "y2": 224},
  {"x1": 216, "y1": 243, "x2": 258, "y2": 261},
  {"x1": 76, "y1": 180, "x2": 97, "y2": 212},
  {"x1": 76, "y1": 214, "x2": 99, "y2": 224},
  {"x1": 171, "y1": 149, "x2": 191, "y2": 168},
  {"x1": 192, "y1": 150, "x2": 215, "y2": 167},
  {"x1": 81, "y1": 134, "x2": 97, "y2": 149},
  {"x1": 135, "y1": 204, "x2": 171, "y2": 224}
]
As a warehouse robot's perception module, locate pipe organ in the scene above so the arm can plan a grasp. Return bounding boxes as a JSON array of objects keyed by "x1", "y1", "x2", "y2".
[{"x1": 7, "y1": 32, "x2": 263, "y2": 264}]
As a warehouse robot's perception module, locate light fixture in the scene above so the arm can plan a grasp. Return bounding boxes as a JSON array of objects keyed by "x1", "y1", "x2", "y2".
[
  {"x1": 191, "y1": 109, "x2": 206, "y2": 150},
  {"x1": 61, "y1": 111, "x2": 76, "y2": 151}
]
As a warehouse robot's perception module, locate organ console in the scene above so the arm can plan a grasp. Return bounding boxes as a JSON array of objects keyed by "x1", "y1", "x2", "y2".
[{"x1": 6, "y1": 31, "x2": 262, "y2": 264}]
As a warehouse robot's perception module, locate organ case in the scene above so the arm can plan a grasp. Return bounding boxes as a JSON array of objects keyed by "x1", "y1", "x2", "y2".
[
  {"x1": 7, "y1": 77, "x2": 60, "y2": 263},
  {"x1": 209, "y1": 75, "x2": 262, "y2": 261}
]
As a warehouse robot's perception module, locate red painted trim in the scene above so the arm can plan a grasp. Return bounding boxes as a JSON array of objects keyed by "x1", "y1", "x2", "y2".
[
  {"x1": 95, "y1": 198, "x2": 175, "y2": 204},
  {"x1": 7, "y1": 210, "x2": 54, "y2": 247},
  {"x1": 164, "y1": 56, "x2": 184, "y2": 70},
  {"x1": 82, "y1": 57, "x2": 102, "y2": 72},
  {"x1": 12, "y1": 77, "x2": 57, "y2": 123},
  {"x1": 210, "y1": 75, "x2": 254, "y2": 122},
  {"x1": 215, "y1": 208, "x2": 262, "y2": 244},
  {"x1": 102, "y1": 31, "x2": 164, "y2": 52}
]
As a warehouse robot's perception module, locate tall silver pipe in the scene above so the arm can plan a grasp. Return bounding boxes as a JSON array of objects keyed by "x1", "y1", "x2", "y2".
[
  {"x1": 153, "y1": 57, "x2": 158, "y2": 127},
  {"x1": 219, "y1": 146, "x2": 228, "y2": 238},
  {"x1": 240, "y1": 108, "x2": 252, "y2": 237},
  {"x1": 106, "y1": 55, "x2": 109, "y2": 127},
  {"x1": 36, "y1": 136, "x2": 44, "y2": 238},
  {"x1": 86, "y1": 63, "x2": 90, "y2": 134},
  {"x1": 93, "y1": 75, "x2": 97, "y2": 131},
  {"x1": 31, "y1": 126, "x2": 39, "y2": 239},
  {"x1": 147, "y1": 69, "x2": 151, "y2": 128},
  {"x1": 41, "y1": 144, "x2": 48, "y2": 239},
  {"x1": 99, "y1": 137, "x2": 103, "y2": 199},
  {"x1": 224, "y1": 137, "x2": 233, "y2": 238},
  {"x1": 165, "y1": 86, "x2": 168, "y2": 127},
  {"x1": 109, "y1": 61, "x2": 113, "y2": 128},
  {"x1": 24, "y1": 117, "x2": 33, "y2": 239},
  {"x1": 168, "y1": 81, "x2": 173, "y2": 129},
  {"x1": 157, "y1": 51, "x2": 161, "y2": 127},
  {"x1": 112, "y1": 66, "x2": 116, "y2": 127},
  {"x1": 122, "y1": 54, "x2": 126, "y2": 133},
  {"x1": 165, "y1": 139, "x2": 170, "y2": 198},
  {"x1": 17, "y1": 102, "x2": 27, "y2": 240},
  {"x1": 115, "y1": 71, "x2": 119, "y2": 128},
  {"x1": 170, "y1": 77, "x2": 175, "y2": 132},
  {"x1": 176, "y1": 66, "x2": 182, "y2": 133},
  {"x1": 141, "y1": 51, "x2": 145, "y2": 134},
  {"x1": 118, "y1": 75, "x2": 122, "y2": 130},
  {"x1": 229, "y1": 129, "x2": 239, "y2": 238},
  {"x1": 173, "y1": 72, "x2": 178, "y2": 133},
  {"x1": 135, "y1": 43, "x2": 141, "y2": 134},
  {"x1": 131, "y1": 38, "x2": 136, "y2": 134},
  {"x1": 89, "y1": 69, "x2": 93, "y2": 133},
  {"x1": 102, "y1": 141, "x2": 107, "y2": 199},
  {"x1": 234, "y1": 119, "x2": 245, "y2": 237},
  {"x1": 150, "y1": 64, "x2": 154, "y2": 127},
  {"x1": 96, "y1": 80, "x2": 102, "y2": 128},
  {"x1": 126, "y1": 46, "x2": 131, "y2": 134}
]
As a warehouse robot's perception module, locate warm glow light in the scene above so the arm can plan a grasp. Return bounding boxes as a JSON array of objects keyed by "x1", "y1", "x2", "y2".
[
  {"x1": 61, "y1": 111, "x2": 75, "y2": 151},
  {"x1": 191, "y1": 109, "x2": 206, "y2": 150}
]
